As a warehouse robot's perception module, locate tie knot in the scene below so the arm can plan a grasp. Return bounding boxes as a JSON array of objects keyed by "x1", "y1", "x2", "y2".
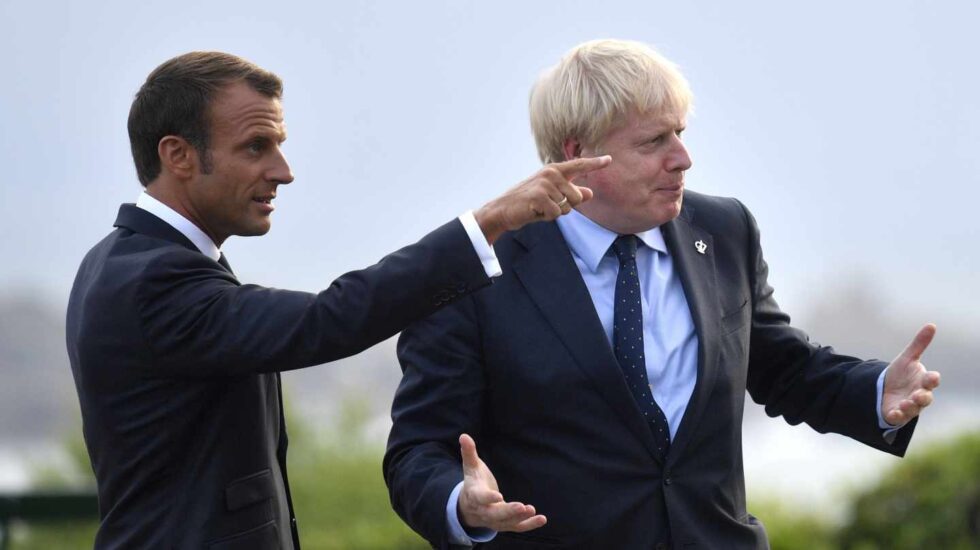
[{"x1": 611, "y1": 235, "x2": 638, "y2": 262}]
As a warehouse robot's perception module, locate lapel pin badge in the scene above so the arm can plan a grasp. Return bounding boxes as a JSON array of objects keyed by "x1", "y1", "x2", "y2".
[{"x1": 694, "y1": 239, "x2": 707, "y2": 254}]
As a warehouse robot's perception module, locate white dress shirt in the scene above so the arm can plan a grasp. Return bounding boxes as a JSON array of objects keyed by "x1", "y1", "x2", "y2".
[{"x1": 136, "y1": 192, "x2": 221, "y2": 261}]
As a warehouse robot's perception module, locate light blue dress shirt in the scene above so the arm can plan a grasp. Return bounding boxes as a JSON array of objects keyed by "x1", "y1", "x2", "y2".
[
  {"x1": 446, "y1": 210, "x2": 699, "y2": 545},
  {"x1": 555, "y1": 210, "x2": 700, "y2": 440},
  {"x1": 446, "y1": 209, "x2": 897, "y2": 546}
]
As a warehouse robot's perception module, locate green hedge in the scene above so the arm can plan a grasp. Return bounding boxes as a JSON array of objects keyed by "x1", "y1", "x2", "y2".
[
  {"x1": 838, "y1": 432, "x2": 980, "y2": 550},
  {"x1": 11, "y1": 407, "x2": 980, "y2": 549},
  {"x1": 10, "y1": 398, "x2": 427, "y2": 550}
]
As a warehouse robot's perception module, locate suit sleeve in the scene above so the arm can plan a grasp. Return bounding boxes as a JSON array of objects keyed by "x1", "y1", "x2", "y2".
[
  {"x1": 134, "y1": 218, "x2": 490, "y2": 377},
  {"x1": 737, "y1": 200, "x2": 916, "y2": 456},
  {"x1": 383, "y1": 294, "x2": 486, "y2": 550}
]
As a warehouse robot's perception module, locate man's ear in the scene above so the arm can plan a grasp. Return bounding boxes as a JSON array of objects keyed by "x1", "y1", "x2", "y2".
[
  {"x1": 158, "y1": 136, "x2": 198, "y2": 180},
  {"x1": 561, "y1": 138, "x2": 582, "y2": 162}
]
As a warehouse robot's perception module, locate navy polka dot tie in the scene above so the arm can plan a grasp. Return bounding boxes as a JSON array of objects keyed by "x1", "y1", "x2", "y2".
[{"x1": 612, "y1": 235, "x2": 672, "y2": 456}]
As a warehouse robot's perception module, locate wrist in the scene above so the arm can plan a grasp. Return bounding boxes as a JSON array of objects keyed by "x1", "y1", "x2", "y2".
[{"x1": 474, "y1": 203, "x2": 505, "y2": 245}]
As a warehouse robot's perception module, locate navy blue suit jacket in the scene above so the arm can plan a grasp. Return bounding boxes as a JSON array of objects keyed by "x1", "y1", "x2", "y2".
[
  {"x1": 67, "y1": 204, "x2": 490, "y2": 549},
  {"x1": 384, "y1": 191, "x2": 915, "y2": 549}
]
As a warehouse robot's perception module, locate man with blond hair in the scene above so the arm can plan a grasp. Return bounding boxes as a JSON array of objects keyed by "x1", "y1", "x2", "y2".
[{"x1": 384, "y1": 40, "x2": 940, "y2": 548}]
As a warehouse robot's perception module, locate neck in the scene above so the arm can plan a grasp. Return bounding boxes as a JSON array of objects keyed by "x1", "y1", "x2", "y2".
[{"x1": 144, "y1": 180, "x2": 226, "y2": 246}]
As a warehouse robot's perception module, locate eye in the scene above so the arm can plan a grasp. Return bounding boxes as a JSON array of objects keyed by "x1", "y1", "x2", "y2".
[{"x1": 247, "y1": 138, "x2": 268, "y2": 154}]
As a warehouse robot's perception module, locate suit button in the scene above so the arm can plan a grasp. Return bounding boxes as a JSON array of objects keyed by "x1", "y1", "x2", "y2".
[
  {"x1": 663, "y1": 476, "x2": 672, "y2": 486},
  {"x1": 433, "y1": 290, "x2": 451, "y2": 305}
]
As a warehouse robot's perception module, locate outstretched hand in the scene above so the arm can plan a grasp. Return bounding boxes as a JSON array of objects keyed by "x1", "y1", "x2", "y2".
[
  {"x1": 474, "y1": 156, "x2": 611, "y2": 244},
  {"x1": 456, "y1": 434, "x2": 547, "y2": 533},
  {"x1": 881, "y1": 324, "x2": 941, "y2": 426}
]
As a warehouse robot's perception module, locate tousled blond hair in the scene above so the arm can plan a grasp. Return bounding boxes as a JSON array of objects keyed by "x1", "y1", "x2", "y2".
[{"x1": 529, "y1": 39, "x2": 693, "y2": 164}]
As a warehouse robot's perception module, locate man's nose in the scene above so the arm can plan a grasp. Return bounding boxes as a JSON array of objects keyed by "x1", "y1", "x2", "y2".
[
  {"x1": 667, "y1": 140, "x2": 693, "y2": 173},
  {"x1": 269, "y1": 149, "x2": 295, "y2": 185}
]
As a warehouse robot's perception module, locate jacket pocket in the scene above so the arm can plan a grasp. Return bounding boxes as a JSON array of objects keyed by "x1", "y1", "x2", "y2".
[
  {"x1": 225, "y1": 469, "x2": 275, "y2": 511},
  {"x1": 720, "y1": 297, "x2": 749, "y2": 335},
  {"x1": 208, "y1": 519, "x2": 279, "y2": 549},
  {"x1": 740, "y1": 513, "x2": 770, "y2": 547}
]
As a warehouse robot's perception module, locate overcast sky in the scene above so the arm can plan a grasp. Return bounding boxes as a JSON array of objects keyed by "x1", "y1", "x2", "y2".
[{"x1": 2, "y1": 0, "x2": 978, "y2": 331}]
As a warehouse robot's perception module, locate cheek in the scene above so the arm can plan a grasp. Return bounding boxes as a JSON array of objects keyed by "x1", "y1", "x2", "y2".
[{"x1": 582, "y1": 168, "x2": 622, "y2": 197}]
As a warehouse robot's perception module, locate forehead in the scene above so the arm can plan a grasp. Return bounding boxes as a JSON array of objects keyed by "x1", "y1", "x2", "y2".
[{"x1": 208, "y1": 81, "x2": 284, "y2": 135}]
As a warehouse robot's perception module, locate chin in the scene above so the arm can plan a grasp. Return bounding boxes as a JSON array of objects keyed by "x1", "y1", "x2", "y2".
[
  {"x1": 238, "y1": 222, "x2": 272, "y2": 237},
  {"x1": 647, "y1": 198, "x2": 682, "y2": 226}
]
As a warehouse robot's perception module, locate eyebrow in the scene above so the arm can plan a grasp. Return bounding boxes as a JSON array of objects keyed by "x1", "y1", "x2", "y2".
[
  {"x1": 244, "y1": 128, "x2": 287, "y2": 144},
  {"x1": 643, "y1": 122, "x2": 686, "y2": 139}
]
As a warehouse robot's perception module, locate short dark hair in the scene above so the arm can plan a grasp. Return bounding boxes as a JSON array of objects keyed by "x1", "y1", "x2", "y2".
[{"x1": 127, "y1": 51, "x2": 283, "y2": 186}]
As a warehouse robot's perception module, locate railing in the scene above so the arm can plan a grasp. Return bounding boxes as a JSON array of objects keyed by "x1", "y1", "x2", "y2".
[{"x1": 0, "y1": 492, "x2": 98, "y2": 550}]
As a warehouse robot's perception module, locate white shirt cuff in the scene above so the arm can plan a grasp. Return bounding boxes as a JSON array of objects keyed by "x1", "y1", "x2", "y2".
[
  {"x1": 459, "y1": 211, "x2": 502, "y2": 278},
  {"x1": 876, "y1": 366, "x2": 905, "y2": 443},
  {"x1": 446, "y1": 481, "x2": 497, "y2": 546}
]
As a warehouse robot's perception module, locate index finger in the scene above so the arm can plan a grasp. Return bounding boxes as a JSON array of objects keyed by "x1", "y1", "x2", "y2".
[
  {"x1": 553, "y1": 155, "x2": 612, "y2": 179},
  {"x1": 902, "y1": 323, "x2": 937, "y2": 361}
]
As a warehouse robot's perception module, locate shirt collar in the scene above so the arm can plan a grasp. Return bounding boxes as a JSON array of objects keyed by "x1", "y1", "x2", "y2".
[
  {"x1": 556, "y1": 209, "x2": 668, "y2": 272},
  {"x1": 135, "y1": 191, "x2": 221, "y2": 261}
]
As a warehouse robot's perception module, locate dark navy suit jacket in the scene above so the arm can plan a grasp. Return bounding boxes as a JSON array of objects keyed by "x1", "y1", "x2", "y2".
[
  {"x1": 67, "y1": 204, "x2": 489, "y2": 549},
  {"x1": 384, "y1": 191, "x2": 915, "y2": 549}
]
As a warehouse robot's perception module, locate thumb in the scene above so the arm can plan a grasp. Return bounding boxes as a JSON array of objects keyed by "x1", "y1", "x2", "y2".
[
  {"x1": 459, "y1": 433, "x2": 480, "y2": 476},
  {"x1": 901, "y1": 323, "x2": 937, "y2": 361}
]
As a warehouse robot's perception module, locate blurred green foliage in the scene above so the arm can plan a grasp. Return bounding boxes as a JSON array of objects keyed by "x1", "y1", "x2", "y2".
[
  {"x1": 285, "y1": 397, "x2": 428, "y2": 549},
  {"x1": 748, "y1": 498, "x2": 836, "y2": 550},
  {"x1": 837, "y1": 431, "x2": 980, "y2": 550},
  {"x1": 5, "y1": 522, "x2": 97, "y2": 550},
  {"x1": 748, "y1": 431, "x2": 980, "y2": 550},
  {"x1": 9, "y1": 397, "x2": 426, "y2": 549},
  {"x1": 9, "y1": 409, "x2": 979, "y2": 549}
]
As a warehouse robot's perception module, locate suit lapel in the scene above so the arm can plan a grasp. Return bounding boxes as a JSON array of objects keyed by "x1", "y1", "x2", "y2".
[
  {"x1": 661, "y1": 205, "x2": 722, "y2": 465},
  {"x1": 113, "y1": 204, "x2": 235, "y2": 277},
  {"x1": 512, "y1": 223, "x2": 664, "y2": 463},
  {"x1": 114, "y1": 204, "x2": 199, "y2": 251}
]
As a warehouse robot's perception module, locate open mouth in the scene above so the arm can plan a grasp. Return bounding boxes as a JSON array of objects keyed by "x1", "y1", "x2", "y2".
[{"x1": 252, "y1": 196, "x2": 276, "y2": 213}]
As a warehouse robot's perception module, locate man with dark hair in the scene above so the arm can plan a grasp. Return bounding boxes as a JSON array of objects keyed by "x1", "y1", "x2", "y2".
[
  {"x1": 66, "y1": 51, "x2": 609, "y2": 549},
  {"x1": 127, "y1": 51, "x2": 285, "y2": 186}
]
